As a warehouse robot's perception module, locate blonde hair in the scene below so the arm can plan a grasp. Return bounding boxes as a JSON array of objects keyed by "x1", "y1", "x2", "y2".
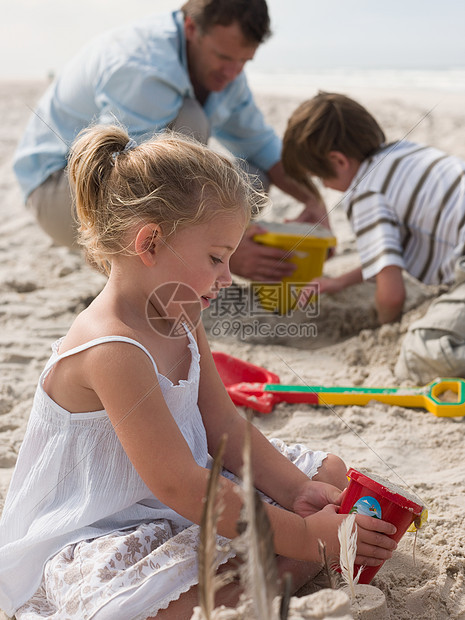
[
  {"x1": 68, "y1": 124, "x2": 266, "y2": 273},
  {"x1": 282, "y1": 92, "x2": 386, "y2": 186}
]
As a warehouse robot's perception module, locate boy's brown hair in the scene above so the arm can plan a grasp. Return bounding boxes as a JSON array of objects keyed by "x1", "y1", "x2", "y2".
[
  {"x1": 282, "y1": 92, "x2": 386, "y2": 188},
  {"x1": 181, "y1": 0, "x2": 271, "y2": 45}
]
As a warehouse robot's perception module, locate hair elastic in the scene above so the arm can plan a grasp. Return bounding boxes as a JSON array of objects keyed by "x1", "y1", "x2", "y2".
[{"x1": 111, "y1": 138, "x2": 137, "y2": 161}]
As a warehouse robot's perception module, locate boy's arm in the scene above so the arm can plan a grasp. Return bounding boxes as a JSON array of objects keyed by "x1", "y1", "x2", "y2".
[
  {"x1": 309, "y1": 265, "x2": 405, "y2": 323},
  {"x1": 375, "y1": 265, "x2": 405, "y2": 324}
]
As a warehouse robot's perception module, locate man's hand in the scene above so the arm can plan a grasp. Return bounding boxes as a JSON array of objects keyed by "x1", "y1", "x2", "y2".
[
  {"x1": 229, "y1": 223, "x2": 296, "y2": 281},
  {"x1": 266, "y1": 161, "x2": 332, "y2": 231},
  {"x1": 293, "y1": 195, "x2": 332, "y2": 232}
]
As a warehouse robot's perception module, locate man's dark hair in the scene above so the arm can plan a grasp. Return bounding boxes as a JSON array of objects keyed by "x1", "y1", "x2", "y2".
[{"x1": 181, "y1": 0, "x2": 271, "y2": 44}]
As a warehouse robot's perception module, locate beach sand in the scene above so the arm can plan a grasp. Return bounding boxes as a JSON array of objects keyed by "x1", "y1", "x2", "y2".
[{"x1": 1, "y1": 80, "x2": 465, "y2": 619}]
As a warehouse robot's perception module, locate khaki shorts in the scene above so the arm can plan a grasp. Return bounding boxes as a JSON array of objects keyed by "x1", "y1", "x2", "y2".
[
  {"x1": 395, "y1": 258, "x2": 465, "y2": 383},
  {"x1": 172, "y1": 98, "x2": 270, "y2": 192},
  {"x1": 27, "y1": 168, "x2": 77, "y2": 248}
]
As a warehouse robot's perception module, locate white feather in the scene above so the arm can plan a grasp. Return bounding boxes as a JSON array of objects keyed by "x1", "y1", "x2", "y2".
[{"x1": 338, "y1": 514, "x2": 361, "y2": 599}]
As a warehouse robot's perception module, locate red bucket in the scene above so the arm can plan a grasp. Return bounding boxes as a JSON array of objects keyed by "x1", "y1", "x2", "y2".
[{"x1": 338, "y1": 468, "x2": 424, "y2": 584}]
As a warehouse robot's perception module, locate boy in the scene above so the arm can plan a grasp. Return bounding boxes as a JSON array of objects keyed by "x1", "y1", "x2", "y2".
[{"x1": 282, "y1": 92, "x2": 465, "y2": 383}]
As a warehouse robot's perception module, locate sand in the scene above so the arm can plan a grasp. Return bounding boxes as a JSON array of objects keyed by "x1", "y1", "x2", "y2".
[{"x1": 1, "y1": 80, "x2": 465, "y2": 620}]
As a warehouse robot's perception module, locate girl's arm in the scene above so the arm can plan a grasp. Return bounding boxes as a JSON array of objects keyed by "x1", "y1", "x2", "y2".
[
  {"x1": 87, "y1": 339, "x2": 396, "y2": 566},
  {"x1": 197, "y1": 322, "x2": 319, "y2": 509},
  {"x1": 196, "y1": 325, "x2": 397, "y2": 565}
]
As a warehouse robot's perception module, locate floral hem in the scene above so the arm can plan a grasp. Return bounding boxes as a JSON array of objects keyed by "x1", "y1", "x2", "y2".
[{"x1": 16, "y1": 522, "x2": 233, "y2": 620}]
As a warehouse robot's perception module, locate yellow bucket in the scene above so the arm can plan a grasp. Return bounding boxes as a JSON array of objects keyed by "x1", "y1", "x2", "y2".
[{"x1": 253, "y1": 221, "x2": 336, "y2": 314}]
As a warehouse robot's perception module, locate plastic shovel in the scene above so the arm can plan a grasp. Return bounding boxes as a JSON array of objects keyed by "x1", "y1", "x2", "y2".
[{"x1": 212, "y1": 351, "x2": 465, "y2": 417}]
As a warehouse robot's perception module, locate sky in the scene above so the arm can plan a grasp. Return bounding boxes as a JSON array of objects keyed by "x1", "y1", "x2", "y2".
[{"x1": 2, "y1": 0, "x2": 465, "y2": 80}]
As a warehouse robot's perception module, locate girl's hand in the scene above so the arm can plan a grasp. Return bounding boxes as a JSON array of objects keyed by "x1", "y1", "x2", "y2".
[
  {"x1": 352, "y1": 512, "x2": 398, "y2": 566},
  {"x1": 293, "y1": 480, "x2": 342, "y2": 517},
  {"x1": 303, "y1": 505, "x2": 397, "y2": 566}
]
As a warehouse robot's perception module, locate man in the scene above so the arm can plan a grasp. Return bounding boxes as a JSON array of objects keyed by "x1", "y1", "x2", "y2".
[{"x1": 14, "y1": 0, "x2": 327, "y2": 281}]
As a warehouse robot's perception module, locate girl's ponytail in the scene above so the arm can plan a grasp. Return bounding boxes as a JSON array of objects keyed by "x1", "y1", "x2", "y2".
[{"x1": 68, "y1": 124, "x2": 132, "y2": 272}]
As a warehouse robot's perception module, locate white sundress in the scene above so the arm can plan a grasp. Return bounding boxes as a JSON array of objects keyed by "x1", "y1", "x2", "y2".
[{"x1": 1, "y1": 332, "x2": 327, "y2": 620}]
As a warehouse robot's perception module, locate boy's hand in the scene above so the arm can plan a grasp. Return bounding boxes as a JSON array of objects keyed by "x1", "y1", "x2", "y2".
[
  {"x1": 300, "y1": 267, "x2": 364, "y2": 305},
  {"x1": 298, "y1": 276, "x2": 344, "y2": 310},
  {"x1": 308, "y1": 276, "x2": 345, "y2": 297}
]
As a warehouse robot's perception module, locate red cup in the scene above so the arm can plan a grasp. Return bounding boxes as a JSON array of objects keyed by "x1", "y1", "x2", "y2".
[{"x1": 338, "y1": 468, "x2": 424, "y2": 584}]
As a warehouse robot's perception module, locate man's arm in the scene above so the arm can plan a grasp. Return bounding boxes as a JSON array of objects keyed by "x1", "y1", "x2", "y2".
[
  {"x1": 267, "y1": 161, "x2": 331, "y2": 230},
  {"x1": 229, "y1": 162, "x2": 333, "y2": 281}
]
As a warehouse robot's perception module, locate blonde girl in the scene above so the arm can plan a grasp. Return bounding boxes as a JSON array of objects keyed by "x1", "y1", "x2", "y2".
[{"x1": 0, "y1": 126, "x2": 396, "y2": 620}]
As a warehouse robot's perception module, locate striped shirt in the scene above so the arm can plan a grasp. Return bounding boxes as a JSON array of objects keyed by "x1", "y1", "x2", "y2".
[{"x1": 341, "y1": 141, "x2": 465, "y2": 285}]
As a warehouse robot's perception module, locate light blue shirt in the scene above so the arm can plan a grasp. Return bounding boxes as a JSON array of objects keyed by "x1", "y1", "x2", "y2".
[{"x1": 13, "y1": 10, "x2": 282, "y2": 200}]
